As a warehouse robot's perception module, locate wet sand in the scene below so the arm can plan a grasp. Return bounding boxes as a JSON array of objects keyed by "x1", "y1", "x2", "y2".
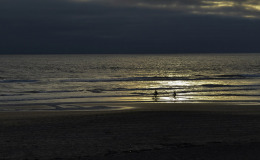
[{"x1": 1, "y1": 103, "x2": 260, "y2": 159}]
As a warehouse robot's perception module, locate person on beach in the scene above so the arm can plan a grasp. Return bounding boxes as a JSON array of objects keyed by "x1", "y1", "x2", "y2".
[
  {"x1": 153, "y1": 90, "x2": 159, "y2": 101},
  {"x1": 173, "y1": 91, "x2": 176, "y2": 98},
  {"x1": 154, "y1": 90, "x2": 158, "y2": 97}
]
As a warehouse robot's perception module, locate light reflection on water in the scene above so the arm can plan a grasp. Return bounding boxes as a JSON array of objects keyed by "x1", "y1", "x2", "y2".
[
  {"x1": 133, "y1": 78, "x2": 260, "y2": 104},
  {"x1": 1, "y1": 54, "x2": 260, "y2": 105}
]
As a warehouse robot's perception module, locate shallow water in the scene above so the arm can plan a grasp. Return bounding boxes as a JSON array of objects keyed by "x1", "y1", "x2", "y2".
[{"x1": 0, "y1": 53, "x2": 260, "y2": 105}]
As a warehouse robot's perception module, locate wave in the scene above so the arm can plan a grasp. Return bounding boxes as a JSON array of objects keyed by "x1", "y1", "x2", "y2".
[
  {"x1": 13, "y1": 87, "x2": 184, "y2": 95},
  {"x1": 216, "y1": 74, "x2": 245, "y2": 78},
  {"x1": 0, "y1": 95, "x2": 135, "y2": 102},
  {"x1": 201, "y1": 84, "x2": 230, "y2": 88},
  {"x1": 190, "y1": 94, "x2": 260, "y2": 97},
  {"x1": 0, "y1": 80, "x2": 38, "y2": 83},
  {"x1": 0, "y1": 94, "x2": 24, "y2": 96},
  {"x1": 60, "y1": 77, "x2": 177, "y2": 83},
  {"x1": 241, "y1": 74, "x2": 260, "y2": 78},
  {"x1": 1, "y1": 74, "x2": 259, "y2": 84},
  {"x1": 201, "y1": 84, "x2": 260, "y2": 88},
  {"x1": 11, "y1": 84, "x2": 259, "y2": 96},
  {"x1": 21, "y1": 89, "x2": 84, "y2": 94},
  {"x1": 60, "y1": 77, "x2": 190, "y2": 82},
  {"x1": 60, "y1": 74, "x2": 260, "y2": 83}
]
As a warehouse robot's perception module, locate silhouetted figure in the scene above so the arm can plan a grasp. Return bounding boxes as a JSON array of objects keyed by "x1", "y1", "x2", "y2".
[
  {"x1": 173, "y1": 91, "x2": 176, "y2": 98},
  {"x1": 154, "y1": 90, "x2": 158, "y2": 97},
  {"x1": 153, "y1": 90, "x2": 158, "y2": 101}
]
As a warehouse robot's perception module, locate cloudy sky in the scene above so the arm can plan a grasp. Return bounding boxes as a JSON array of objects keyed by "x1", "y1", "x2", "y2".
[{"x1": 1, "y1": 0, "x2": 260, "y2": 54}]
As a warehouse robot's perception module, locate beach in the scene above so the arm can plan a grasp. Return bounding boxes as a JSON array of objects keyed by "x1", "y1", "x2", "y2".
[{"x1": 1, "y1": 103, "x2": 260, "y2": 159}]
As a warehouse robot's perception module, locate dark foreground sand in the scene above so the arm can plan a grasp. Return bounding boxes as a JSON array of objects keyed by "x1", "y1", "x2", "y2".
[{"x1": 1, "y1": 103, "x2": 260, "y2": 160}]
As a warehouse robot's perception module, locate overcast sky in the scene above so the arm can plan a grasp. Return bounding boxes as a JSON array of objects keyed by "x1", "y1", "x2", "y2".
[{"x1": 1, "y1": 0, "x2": 260, "y2": 54}]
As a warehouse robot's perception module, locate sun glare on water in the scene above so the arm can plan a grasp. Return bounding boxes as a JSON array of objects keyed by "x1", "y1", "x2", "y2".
[{"x1": 148, "y1": 80, "x2": 197, "y2": 103}]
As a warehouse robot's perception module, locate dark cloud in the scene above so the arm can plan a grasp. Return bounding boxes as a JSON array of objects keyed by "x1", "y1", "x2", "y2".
[
  {"x1": 74, "y1": 0, "x2": 260, "y2": 18},
  {"x1": 0, "y1": 0, "x2": 260, "y2": 54}
]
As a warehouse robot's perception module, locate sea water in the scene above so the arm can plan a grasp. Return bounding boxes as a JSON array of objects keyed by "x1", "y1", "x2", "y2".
[{"x1": 0, "y1": 54, "x2": 260, "y2": 106}]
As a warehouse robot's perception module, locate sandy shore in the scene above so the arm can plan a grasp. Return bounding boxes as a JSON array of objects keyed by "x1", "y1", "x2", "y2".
[{"x1": 1, "y1": 103, "x2": 260, "y2": 159}]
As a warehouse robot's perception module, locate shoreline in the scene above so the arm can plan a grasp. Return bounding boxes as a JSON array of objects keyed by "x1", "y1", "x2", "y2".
[
  {"x1": 1, "y1": 102, "x2": 260, "y2": 159},
  {"x1": 1, "y1": 102, "x2": 260, "y2": 113}
]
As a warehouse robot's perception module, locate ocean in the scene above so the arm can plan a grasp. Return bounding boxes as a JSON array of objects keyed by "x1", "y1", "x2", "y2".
[{"x1": 0, "y1": 54, "x2": 260, "y2": 107}]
